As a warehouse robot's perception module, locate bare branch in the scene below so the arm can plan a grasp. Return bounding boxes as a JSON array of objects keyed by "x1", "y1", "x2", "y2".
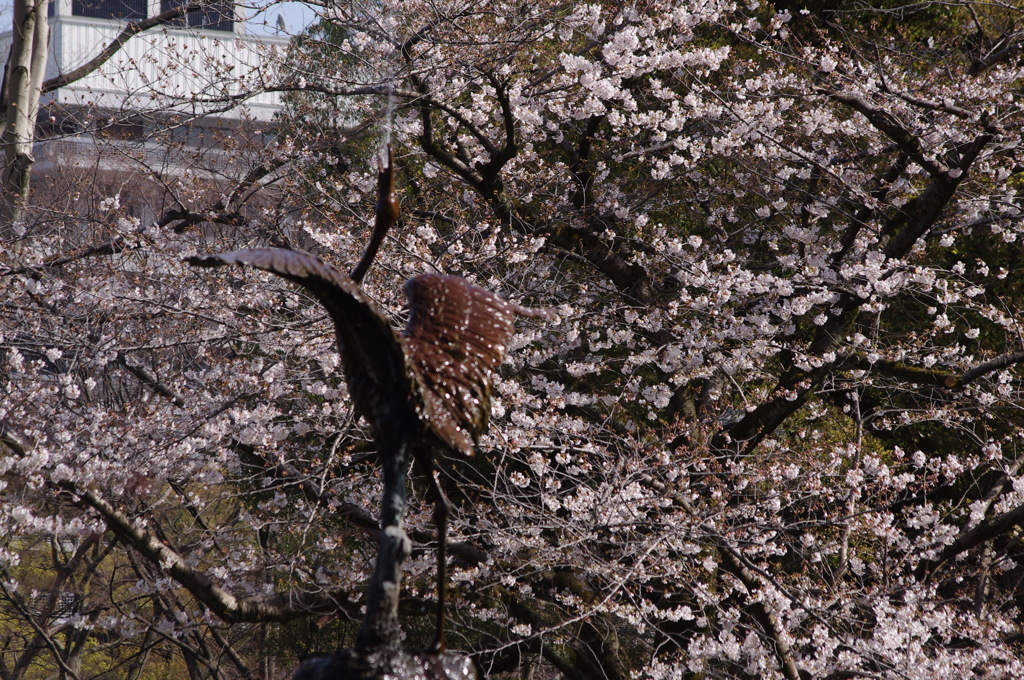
[
  {"x1": 0, "y1": 577, "x2": 82, "y2": 679},
  {"x1": 156, "y1": 148, "x2": 290, "y2": 233},
  {"x1": 33, "y1": 4, "x2": 201, "y2": 99}
]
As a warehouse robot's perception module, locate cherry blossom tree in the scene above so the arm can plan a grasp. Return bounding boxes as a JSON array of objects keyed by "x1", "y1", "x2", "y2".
[{"x1": 3, "y1": 1, "x2": 1024, "y2": 678}]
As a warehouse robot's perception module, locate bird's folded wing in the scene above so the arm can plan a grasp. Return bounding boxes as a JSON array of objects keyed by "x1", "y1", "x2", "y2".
[
  {"x1": 403, "y1": 273, "x2": 548, "y2": 456},
  {"x1": 187, "y1": 248, "x2": 417, "y2": 424}
]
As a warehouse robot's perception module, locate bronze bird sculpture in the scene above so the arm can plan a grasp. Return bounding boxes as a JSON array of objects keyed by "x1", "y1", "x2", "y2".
[{"x1": 188, "y1": 150, "x2": 547, "y2": 653}]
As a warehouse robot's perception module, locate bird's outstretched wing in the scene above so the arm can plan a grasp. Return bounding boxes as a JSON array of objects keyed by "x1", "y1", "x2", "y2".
[
  {"x1": 187, "y1": 248, "x2": 418, "y2": 431},
  {"x1": 402, "y1": 274, "x2": 549, "y2": 456}
]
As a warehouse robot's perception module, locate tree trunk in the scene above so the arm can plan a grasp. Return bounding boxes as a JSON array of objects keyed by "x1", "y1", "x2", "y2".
[{"x1": 1, "y1": 0, "x2": 48, "y2": 233}]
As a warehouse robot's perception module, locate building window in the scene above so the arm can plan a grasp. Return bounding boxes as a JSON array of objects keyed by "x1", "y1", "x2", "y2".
[
  {"x1": 71, "y1": 0, "x2": 147, "y2": 20},
  {"x1": 160, "y1": 0, "x2": 234, "y2": 32}
]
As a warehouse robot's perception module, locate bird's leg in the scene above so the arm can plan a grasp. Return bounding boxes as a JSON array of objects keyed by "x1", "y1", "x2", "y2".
[{"x1": 419, "y1": 454, "x2": 451, "y2": 654}]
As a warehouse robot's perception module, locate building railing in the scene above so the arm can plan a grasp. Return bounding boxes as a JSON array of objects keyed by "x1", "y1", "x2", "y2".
[{"x1": 0, "y1": 14, "x2": 287, "y2": 121}]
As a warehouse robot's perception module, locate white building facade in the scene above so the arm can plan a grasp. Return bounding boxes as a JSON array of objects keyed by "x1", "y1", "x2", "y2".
[
  {"x1": 39, "y1": 0, "x2": 284, "y2": 122},
  {"x1": 0, "y1": 0, "x2": 290, "y2": 219}
]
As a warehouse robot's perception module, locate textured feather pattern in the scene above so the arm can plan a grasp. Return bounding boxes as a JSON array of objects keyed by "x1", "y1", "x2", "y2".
[
  {"x1": 189, "y1": 249, "x2": 548, "y2": 457},
  {"x1": 403, "y1": 274, "x2": 526, "y2": 456}
]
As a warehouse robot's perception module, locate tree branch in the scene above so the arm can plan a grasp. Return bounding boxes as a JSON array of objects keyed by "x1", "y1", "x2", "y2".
[
  {"x1": 112, "y1": 352, "x2": 187, "y2": 408},
  {"x1": 237, "y1": 439, "x2": 489, "y2": 567},
  {"x1": 0, "y1": 420, "x2": 34, "y2": 455},
  {"x1": 837, "y1": 352, "x2": 957, "y2": 388},
  {"x1": 0, "y1": 236, "x2": 129, "y2": 277},
  {"x1": 960, "y1": 350, "x2": 1024, "y2": 386},
  {"x1": 670, "y1": 486, "x2": 801, "y2": 680},
  {"x1": 0, "y1": 577, "x2": 82, "y2": 679},
  {"x1": 0, "y1": 420, "x2": 357, "y2": 624},
  {"x1": 821, "y1": 89, "x2": 946, "y2": 176},
  {"x1": 917, "y1": 502, "x2": 1024, "y2": 579},
  {"x1": 882, "y1": 128, "x2": 994, "y2": 259},
  {"x1": 969, "y1": 36, "x2": 1024, "y2": 74},
  {"x1": 33, "y1": 4, "x2": 200, "y2": 100},
  {"x1": 67, "y1": 484, "x2": 356, "y2": 623},
  {"x1": 716, "y1": 113, "x2": 996, "y2": 457},
  {"x1": 717, "y1": 548, "x2": 802, "y2": 680}
]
